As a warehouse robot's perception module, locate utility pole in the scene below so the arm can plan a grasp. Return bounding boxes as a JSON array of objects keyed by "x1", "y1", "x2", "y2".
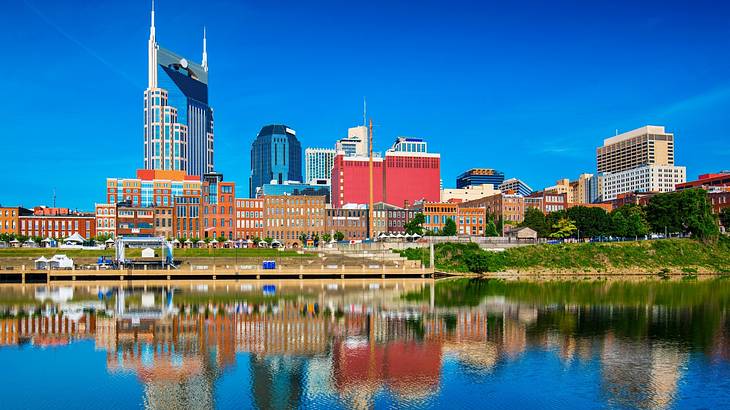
[{"x1": 368, "y1": 119, "x2": 374, "y2": 240}]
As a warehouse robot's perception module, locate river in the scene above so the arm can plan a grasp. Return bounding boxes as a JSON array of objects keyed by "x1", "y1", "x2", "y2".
[{"x1": 0, "y1": 278, "x2": 728, "y2": 409}]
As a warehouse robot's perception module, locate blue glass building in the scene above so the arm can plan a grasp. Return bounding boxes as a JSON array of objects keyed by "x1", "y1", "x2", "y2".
[
  {"x1": 249, "y1": 125, "x2": 302, "y2": 197},
  {"x1": 260, "y1": 182, "x2": 330, "y2": 203},
  {"x1": 456, "y1": 168, "x2": 505, "y2": 189}
]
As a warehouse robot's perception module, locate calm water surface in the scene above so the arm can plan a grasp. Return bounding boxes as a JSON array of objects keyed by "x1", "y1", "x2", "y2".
[{"x1": 1, "y1": 278, "x2": 729, "y2": 409}]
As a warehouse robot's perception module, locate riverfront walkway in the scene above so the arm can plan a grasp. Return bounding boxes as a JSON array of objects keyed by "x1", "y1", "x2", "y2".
[{"x1": 0, "y1": 264, "x2": 435, "y2": 284}]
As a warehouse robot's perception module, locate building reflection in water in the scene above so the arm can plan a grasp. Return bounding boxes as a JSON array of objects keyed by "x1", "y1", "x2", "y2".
[{"x1": 0, "y1": 280, "x2": 729, "y2": 409}]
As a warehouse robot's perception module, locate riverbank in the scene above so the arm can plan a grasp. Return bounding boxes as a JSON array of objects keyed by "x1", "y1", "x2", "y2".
[
  {"x1": 398, "y1": 238, "x2": 730, "y2": 275},
  {"x1": 0, "y1": 247, "x2": 313, "y2": 269}
]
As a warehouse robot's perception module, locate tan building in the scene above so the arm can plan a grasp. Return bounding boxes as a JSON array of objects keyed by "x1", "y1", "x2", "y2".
[
  {"x1": 597, "y1": 125, "x2": 674, "y2": 173},
  {"x1": 95, "y1": 203, "x2": 117, "y2": 238},
  {"x1": 325, "y1": 207, "x2": 369, "y2": 241},
  {"x1": 263, "y1": 195, "x2": 326, "y2": 246},
  {"x1": 153, "y1": 206, "x2": 174, "y2": 239},
  {"x1": 440, "y1": 183, "x2": 500, "y2": 203},
  {"x1": 545, "y1": 174, "x2": 594, "y2": 205},
  {"x1": 572, "y1": 173, "x2": 593, "y2": 204}
]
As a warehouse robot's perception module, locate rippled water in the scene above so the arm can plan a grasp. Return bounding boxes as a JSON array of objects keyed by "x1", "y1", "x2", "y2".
[{"x1": 1, "y1": 279, "x2": 729, "y2": 409}]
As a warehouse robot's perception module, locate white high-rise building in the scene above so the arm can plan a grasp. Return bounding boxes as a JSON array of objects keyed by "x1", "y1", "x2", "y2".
[
  {"x1": 602, "y1": 165, "x2": 686, "y2": 201},
  {"x1": 597, "y1": 126, "x2": 686, "y2": 200},
  {"x1": 304, "y1": 148, "x2": 336, "y2": 184}
]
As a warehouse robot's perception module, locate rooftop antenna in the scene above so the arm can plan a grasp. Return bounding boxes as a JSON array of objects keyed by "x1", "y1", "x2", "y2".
[
  {"x1": 615, "y1": 129, "x2": 619, "y2": 136},
  {"x1": 363, "y1": 97, "x2": 367, "y2": 127},
  {"x1": 202, "y1": 26, "x2": 208, "y2": 71},
  {"x1": 53, "y1": 189, "x2": 56, "y2": 208}
]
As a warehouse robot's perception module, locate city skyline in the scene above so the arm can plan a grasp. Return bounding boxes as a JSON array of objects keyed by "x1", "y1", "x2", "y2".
[{"x1": 3, "y1": 0, "x2": 730, "y2": 209}]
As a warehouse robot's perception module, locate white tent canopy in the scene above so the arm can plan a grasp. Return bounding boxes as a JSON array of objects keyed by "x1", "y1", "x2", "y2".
[
  {"x1": 64, "y1": 233, "x2": 85, "y2": 244},
  {"x1": 105, "y1": 238, "x2": 115, "y2": 244}
]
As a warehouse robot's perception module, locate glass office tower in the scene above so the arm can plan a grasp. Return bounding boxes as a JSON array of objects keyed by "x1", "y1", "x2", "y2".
[
  {"x1": 249, "y1": 125, "x2": 302, "y2": 198},
  {"x1": 143, "y1": 4, "x2": 214, "y2": 179}
]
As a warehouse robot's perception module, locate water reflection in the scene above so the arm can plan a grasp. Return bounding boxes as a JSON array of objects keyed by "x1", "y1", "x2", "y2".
[{"x1": 0, "y1": 279, "x2": 729, "y2": 409}]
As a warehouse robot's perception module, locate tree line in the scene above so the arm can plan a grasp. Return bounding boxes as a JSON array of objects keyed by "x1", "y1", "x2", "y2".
[{"x1": 519, "y1": 188, "x2": 721, "y2": 241}]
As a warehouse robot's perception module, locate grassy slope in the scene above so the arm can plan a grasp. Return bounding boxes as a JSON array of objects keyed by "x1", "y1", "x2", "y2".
[
  {"x1": 399, "y1": 238, "x2": 730, "y2": 273},
  {"x1": 0, "y1": 247, "x2": 310, "y2": 260}
]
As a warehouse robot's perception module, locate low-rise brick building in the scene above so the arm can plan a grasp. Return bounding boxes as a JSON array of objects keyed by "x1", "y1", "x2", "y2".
[
  {"x1": 263, "y1": 195, "x2": 326, "y2": 246},
  {"x1": 235, "y1": 198, "x2": 264, "y2": 241},
  {"x1": 19, "y1": 212, "x2": 96, "y2": 240}
]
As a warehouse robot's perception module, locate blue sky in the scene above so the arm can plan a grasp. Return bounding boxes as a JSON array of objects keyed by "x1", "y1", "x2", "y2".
[{"x1": 2, "y1": 0, "x2": 729, "y2": 209}]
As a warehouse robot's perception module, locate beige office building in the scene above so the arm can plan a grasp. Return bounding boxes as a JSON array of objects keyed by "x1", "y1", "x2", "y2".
[
  {"x1": 597, "y1": 125, "x2": 675, "y2": 173},
  {"x1": 440, "y1": 183, "x2": 500, "y2": 203}
]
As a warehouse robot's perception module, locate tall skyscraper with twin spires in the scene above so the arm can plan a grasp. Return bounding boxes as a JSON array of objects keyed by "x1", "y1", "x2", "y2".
[{"x1": 143, "y1": 1, "x2": 214, "y2": 180}]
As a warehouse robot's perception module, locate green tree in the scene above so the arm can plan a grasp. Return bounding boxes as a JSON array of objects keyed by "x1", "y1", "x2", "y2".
[
  {"x1": 264, "y1": 237, "x2": 274, "y2": 244},
  {"x1": 616, "y1": 204, "x2": 651, "y2": 238},
  {"x1": 334, "y1": 231, "x2": 345, "y2": 241},
  {"x1": 322, "y1": 233, "x2": 332, "y2": 243},
  {"x1": 720, "y1": 208, "x2": 730, "y2": 229},
  {"x1": 549, "y1": 218, "x2": 577, "y2": 239},
  {"x1": 566, "y1": 206, "x2": 611, "y2": 239},
  {"x1": 521, "y1": 208, "x2": 549, "y2": 237},
  {"x1": 611, "y1": 211, "x2": 628, "y2": 237},
  {"x1": 484, "y1": 220, "x2": 499, "y2": 237},
  {"x1": 298, "y1": 233, "x2": 308, "y2": 244},
  {"x1": 404, "y1": 213, "x2": 425, "y2": 235},
  {"x1": 442, "y1": 218, "x2": 457, "y2": 236},
  {"x1": 646, "y1": 189, "x2": 719, "y2": 240}
]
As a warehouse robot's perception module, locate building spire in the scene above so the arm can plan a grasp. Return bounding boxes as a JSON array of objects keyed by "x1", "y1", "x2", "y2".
[
  {"x1": 150, "y1": 0, "x2": 155, "y2": 37},
  {"x1": 148, "y1": 0, "x2": 158, "y2": 89},
  {"x1": 202, "y1": 26, "x2": 208, "y2": 71}
]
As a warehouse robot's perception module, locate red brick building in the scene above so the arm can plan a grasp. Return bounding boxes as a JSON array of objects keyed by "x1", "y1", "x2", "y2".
[
  {"x1": 19, "y1": 213, "x2": 96, "y2": 239},
  {"x1": 709, "y1": 191, "x2": 730, "y2": 216},
  {"x1": 173, "y1": 194, "x2": 201, "y2": 239},
  {"x1": 676, "y1": 172, "x2": 730, "y2": 191},
  {"x1": 235, "y1": 198, "x2": 264, "y2": 241},
  {"x1": 116, "y1": 205, "x2": 154, "y2": 237},
  {"x1": 457, "y1": 207, "x2": 486, "y2": 236},
  {"x1": 95, "y1": 203, "x2": 117, "y2": 238},
  {"x1": 325, "y1": 207, "x2": 369, "y2": 241},
  {"x1": 201, "y1": 174, "x2": 236, "y2": 240}
]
